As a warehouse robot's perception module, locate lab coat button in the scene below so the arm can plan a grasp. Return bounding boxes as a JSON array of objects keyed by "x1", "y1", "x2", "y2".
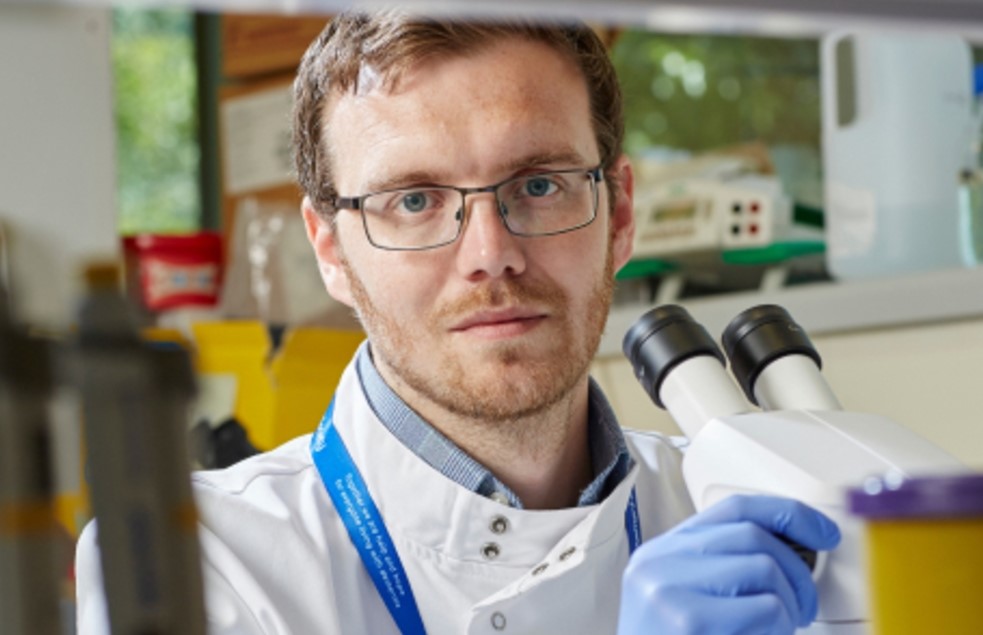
[
  {"x1": 490, "y1": 515, "x2": 509, "y2": 534},
  {"x1": 531, "y1": 563, "x2": 548, "y2": 576},
  {"x1": 481, "y1": 542, "x2": 501, "y2": 560},
  {"x1": 491, "y1": 612, "x2": 507, "y2": 630},
  {"x1": 559, "y1": 546, "x2": 576, "y2": 561}
]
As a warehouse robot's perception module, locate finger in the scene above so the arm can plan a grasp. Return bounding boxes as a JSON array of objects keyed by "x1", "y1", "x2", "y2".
[
  {"x1": 672, "y1": 521, "x2": 818, "y2": 624},
  {"x1": 662, "y1": 542, "x2": 804, "y2": 626},
  {"x1": 654, "y1": 586, "x2": 796, "y2": 635},
  {"x1": 624, "y1": 544, "x2": 802, "y2": 626},
  {"x1": 685, "y1": 494, "x2": 841, "y2": 551},
  {"x1": 670, "y1": 495, "x2": 835, "y2": 624}
]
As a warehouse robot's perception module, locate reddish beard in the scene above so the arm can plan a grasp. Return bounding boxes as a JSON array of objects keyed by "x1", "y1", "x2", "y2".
[{"x1": 339, "y1": 238, "x2": 615, "y2": 422}]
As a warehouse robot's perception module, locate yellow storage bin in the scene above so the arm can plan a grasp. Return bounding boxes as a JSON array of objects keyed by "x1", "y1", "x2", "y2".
[
  {"x1": 192, "y1": 321, "x2": 363, "y2": 450},
  {"x1": 269, "y1": 328, "x2": 364, "y2": 447}
]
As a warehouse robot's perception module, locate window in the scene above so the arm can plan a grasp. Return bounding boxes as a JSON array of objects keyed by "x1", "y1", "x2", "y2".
[
  {"x1": 112, "y1": 7, "x2": 200, "y2": 234},
  {"x1": 611, "y1": 31, "x2": 821, "y2": 156}
]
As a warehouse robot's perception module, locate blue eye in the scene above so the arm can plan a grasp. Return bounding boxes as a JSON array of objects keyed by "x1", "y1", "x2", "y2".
[
  {"x1": 523, "y1": 177, "x2": 557, "y2": 198},
  {"x1": 400, "y1": 191, "x2": 430, "y2": 213}
]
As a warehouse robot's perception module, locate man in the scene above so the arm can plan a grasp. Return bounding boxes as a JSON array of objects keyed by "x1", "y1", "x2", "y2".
[{"x1": 77, "y1": 10, "x2": 839, "y2": 634}]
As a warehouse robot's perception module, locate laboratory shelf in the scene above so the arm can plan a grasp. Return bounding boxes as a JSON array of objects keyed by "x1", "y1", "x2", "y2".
[
  {"x1": 720, "y1": 241, "x2": 825, "y2": 265},
  {"x1": 601, "y1": 265, "x2": 983, "y2": 357},
  {"x1": 617, "y1": 241, "x2": 826, "y2": 280},
  {"x1": 24, "y1": 1, "x2": 983, "y2": 39}
]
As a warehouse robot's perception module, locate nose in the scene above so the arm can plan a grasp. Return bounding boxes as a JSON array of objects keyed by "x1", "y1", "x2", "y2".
[{"x1": 454, "y1": 193, "x2": 526, "y2": 280}]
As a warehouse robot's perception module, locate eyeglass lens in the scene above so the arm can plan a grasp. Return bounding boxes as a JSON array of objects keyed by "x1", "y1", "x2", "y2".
[{"x1": 360, "y1": 170, "x2": 598, "y2": 250}]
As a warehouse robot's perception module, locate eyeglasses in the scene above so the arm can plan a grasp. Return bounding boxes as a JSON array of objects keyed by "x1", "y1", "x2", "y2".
[{"x1": 332, "y1": 166, "x2": 603, "y2": 251}]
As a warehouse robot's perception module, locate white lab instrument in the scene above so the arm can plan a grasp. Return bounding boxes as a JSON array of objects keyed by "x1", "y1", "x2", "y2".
[
  {"x1": 632, "y1": 176, "x2": 811, "y2": 259},
  {"x1": 75, "y1": 264, "x2": 207, "y2": 635},
  {"x1": 623, "y1": 304, "x2": 967, "y2": 634},
  {"x1": 821, "y1": 30, "x2": 975, "y2": 279}
]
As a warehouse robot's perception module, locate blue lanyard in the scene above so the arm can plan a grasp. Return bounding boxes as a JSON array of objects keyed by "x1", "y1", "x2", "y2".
[{"x1": 311, "y1": 399, "x2": 642, "y2": 635}]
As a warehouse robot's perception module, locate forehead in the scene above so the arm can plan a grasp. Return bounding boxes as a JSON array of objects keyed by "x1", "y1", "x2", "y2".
[{"x1": 324, "y1": 37, "x2": 597, "y2": 191}]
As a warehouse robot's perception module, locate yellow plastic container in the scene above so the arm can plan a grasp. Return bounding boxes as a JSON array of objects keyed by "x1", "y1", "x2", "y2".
[
  {"x1": 268, "y1": 327, "x2": 364, "y2": 447},
  {"x1": 191, "y1": 321, "x2": 364, "y2": 450},
  {"x1": 848, "y1": 474, "x2": 983, "y2": 634}
]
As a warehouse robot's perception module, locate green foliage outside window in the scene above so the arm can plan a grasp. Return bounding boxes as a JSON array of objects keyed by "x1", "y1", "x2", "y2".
[
  {"x1": 113, "y1": 8, "x2": 199, "y2": 235},
  {"x1": 610, "y1": 31, "x2": 821, "y2": 157}
]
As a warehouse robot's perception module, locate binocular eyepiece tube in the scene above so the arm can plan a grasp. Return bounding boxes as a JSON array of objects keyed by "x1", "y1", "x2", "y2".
[
  {"x1": 623, "y1": 304, "x2": 842, "y2": 439},
  {"x1": 622, "y1": 305, "x2": 750, "y2": 439},
  {"x1": 722, "y1": 305, "x2": 841, "y2": 412}
]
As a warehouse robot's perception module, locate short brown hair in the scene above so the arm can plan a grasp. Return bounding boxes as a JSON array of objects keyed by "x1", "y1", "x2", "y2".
[{"x1": 293, "y1": 9, "x2": 624, "y2": 220}]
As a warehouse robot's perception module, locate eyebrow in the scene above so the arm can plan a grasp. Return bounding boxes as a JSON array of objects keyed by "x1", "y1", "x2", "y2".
[
  {"x1": 360, "y1": 147, "x2": 594, "y2": 194},
  {"x1": 363, "y1": 170, "x2": 445, "y2": 194},
  {"x1": 503, "y1": 149, "x2": 592, "y2": 173}
]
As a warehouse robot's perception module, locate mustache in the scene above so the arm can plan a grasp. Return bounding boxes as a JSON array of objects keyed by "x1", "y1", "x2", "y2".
[{"x1": 433, "y1": 276, "x2": 568, "y2": 323}]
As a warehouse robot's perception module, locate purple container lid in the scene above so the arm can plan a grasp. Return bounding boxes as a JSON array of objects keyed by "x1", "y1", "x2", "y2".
[{"x1": 848, "y1": 473, "x2": 983, "y2": 520}]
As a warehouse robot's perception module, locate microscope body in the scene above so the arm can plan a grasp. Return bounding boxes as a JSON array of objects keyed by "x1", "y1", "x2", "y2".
[
  {"x1": 625, "y1": 305, "x2": 968, "y2": 634},
  {"x1": 683, "y1": 408, "x2": 963, "y2": 633}
]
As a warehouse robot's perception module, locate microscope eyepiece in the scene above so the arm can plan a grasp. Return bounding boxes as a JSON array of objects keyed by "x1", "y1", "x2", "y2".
[
  {"x1": 623, "y1": 305, "x2": 725, "y2": 409},
  {"x1": 721, "y1": 305, "x2": 823, "y2": 407}
]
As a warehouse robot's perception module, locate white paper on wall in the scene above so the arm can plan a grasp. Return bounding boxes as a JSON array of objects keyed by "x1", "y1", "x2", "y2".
[{"x1": 220, "y1": 85, "x2": 295, "y2": 196}]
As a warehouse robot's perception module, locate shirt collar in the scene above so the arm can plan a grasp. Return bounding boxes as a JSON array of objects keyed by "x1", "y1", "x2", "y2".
[{"x1": 355, "y1": 342, "x2": 633, "y2": 509}]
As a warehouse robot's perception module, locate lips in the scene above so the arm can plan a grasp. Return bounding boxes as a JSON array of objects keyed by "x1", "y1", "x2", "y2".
[{"x1": 450, "y1": 307, "x2": 547, "y2": 333}]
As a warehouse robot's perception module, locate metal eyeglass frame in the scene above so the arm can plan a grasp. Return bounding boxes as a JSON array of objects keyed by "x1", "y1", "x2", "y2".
[{"x1": 331, "y1": 165, "x2": 604, "y2": 251}]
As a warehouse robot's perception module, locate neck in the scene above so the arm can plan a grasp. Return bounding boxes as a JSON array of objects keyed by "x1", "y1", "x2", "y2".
[
  {"x1": 457, "y1": 385, "x2": 593, "y2": 510},
  {"x1": 380, "y1": 363, "x2": 594, "y2": 510}
]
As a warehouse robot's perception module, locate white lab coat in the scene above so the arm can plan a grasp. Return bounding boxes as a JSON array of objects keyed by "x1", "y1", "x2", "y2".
[{"x1": 76, "y1": 356, "x2": 695, "y2": 634}]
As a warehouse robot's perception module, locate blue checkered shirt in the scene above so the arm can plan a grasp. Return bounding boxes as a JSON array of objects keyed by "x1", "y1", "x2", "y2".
[{"x1": 355, "y1": 343, "x2": 634, "y2": 509}]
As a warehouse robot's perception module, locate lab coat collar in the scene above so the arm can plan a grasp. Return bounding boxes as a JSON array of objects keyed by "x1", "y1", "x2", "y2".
[{"x1": 328, "y1": 357, "x2": 641, "y2": 571}]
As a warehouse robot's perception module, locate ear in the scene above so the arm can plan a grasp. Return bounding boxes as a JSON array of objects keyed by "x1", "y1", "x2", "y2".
[
  {"x1": 607, "y1": 154, "x2": 636, "y2": 272},
  {"x1": 302, "y1": 196, "x2": 354, "y2": 307}
]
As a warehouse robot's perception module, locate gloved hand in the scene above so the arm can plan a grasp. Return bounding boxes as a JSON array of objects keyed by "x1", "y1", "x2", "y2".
[{"x1": 617, "y1": 494, "x2": 841, "y2": 635}]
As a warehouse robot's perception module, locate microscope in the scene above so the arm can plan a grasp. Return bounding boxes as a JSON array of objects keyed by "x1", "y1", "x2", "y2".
[{"x1": 623, "y1": 304, "x2": 967, "y2": 634}]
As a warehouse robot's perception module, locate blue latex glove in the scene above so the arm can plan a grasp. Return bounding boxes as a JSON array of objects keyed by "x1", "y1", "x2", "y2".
[{"x1": 617, "y1": 494, "x2": 841, "y2": 635}]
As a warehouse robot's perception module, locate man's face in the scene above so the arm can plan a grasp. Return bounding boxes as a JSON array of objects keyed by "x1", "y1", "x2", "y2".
[{"x1": 305, "y1": 37, "x2": 634, "y2": 422}]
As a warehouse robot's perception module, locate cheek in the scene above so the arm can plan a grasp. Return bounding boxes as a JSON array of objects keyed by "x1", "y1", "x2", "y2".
[
  {"x1": 580, "y1": 219, "x2": 613, "y2": 270},
  {"x1": 541, "y1": 233, "x2": 609, "y2": 302},
  {"x1": 350, "y1": 252, "x2": 443, "y2": 319}
]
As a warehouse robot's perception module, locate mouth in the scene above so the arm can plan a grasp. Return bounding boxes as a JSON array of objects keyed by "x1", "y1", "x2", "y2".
[{"x1": 450, "y1": 308, "x2": 548, "y2": 339}]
